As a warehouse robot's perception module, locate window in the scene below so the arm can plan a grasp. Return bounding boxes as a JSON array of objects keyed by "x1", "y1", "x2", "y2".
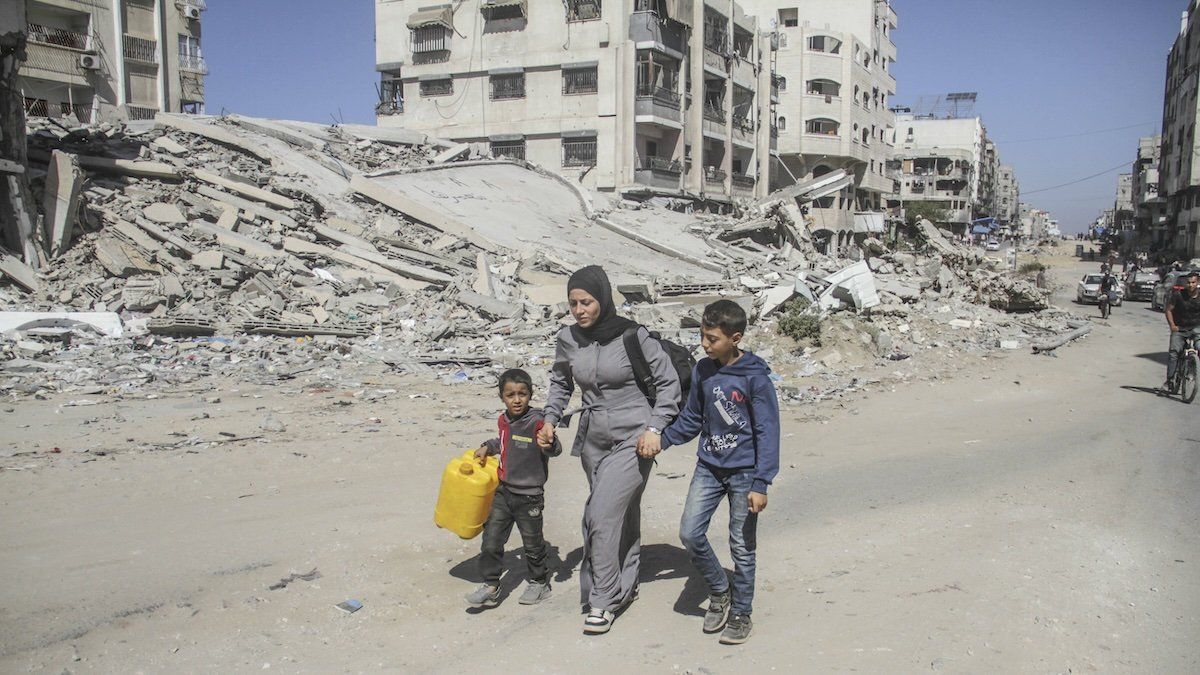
[
  {"x1": 567, "y1": 0, "x2": 601, "y2": 21},
  {"x1": 178, "y1": 34, "x2": 204, "y2": 71},
  {"x1": 378, "y1": 76, "x2": 403, "y2": 114},
  {"x1": 24, "y1": 97, "x2": 48, "y2": 117},
  {"x1": 805, "y1": 118, "x2": 839, "y2": 135},
  {"x1": 775, "y1": 75, "x2": 787, "y2": 91},
  {"x1": 777, "y1": 116, "x2": 786, "y2": 131},
  {"x1": 411, "y1": 25, "x2": 450, "y2": 53},
  {"x1": 779, "y1": 8, "x2": 798, "y2": 28},
  {"x1": 806, "y1": 79, "x2": 839, "y2": 97},
  {"x1": 491, "y1": 139, "x2": 526, "y2": 160},
  {"x1": 420, "y1": 78, "x2": 453, "y2": 97},
  {"x1": 636, "y1": 51, "x2": 680, "y2": 103},
  {"x1": 563, "y1": 137, "x2": 597, "y2": 167},
  {"x1": 490, "y1": 73, "x2": 525, "y2": 100},
  {"x1": 807, "y1": 35, "x2": 841, "y2": 53},
  {"x1": 563, "y1": 67, "x2": 598, "y2": 95},
  {"x1": 703, "y1": 8, "x2": 727, "y2": 53},
  {"x1": 482, "y1": 3, "x2": 525, "y2": 22}
]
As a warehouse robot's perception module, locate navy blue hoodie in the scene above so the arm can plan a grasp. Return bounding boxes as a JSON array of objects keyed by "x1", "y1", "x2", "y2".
[{"x1": 661, "y1": 351, "x2": 781, "y2": 493}]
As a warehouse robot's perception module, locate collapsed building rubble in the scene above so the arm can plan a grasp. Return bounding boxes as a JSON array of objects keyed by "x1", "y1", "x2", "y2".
[{"x1": 1, "y1": 113, "x2": 1084, "y2": 404}]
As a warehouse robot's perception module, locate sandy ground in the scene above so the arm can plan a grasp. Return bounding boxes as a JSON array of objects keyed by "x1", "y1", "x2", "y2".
[{"x1": 2, "y1": 252, "x2": 1197, "y2": 673}]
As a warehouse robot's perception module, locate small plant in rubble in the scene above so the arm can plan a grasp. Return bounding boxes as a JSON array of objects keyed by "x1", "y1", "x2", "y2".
[{"x1": 778, "y1": 298, "x2": 821, "y2": 346}]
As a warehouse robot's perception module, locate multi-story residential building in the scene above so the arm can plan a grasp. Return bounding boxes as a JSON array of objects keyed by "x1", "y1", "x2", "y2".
[
  {"x1": 1112, "y1": 172, "x2": 1134, "y2": 240},
  {"x1": 889, "y1": 112, "x2": 985, "y2": 236},
  {"x1": 1019, "y1": 202, "x2": 1051, "y2": 241},
  {"x1": 1160, "y1": 0, "x2": 1200, "y2": 258},
  {"x1": 995, "y1": 163, "x2": 1019, "y2": 233},
  {"x1": 978, "y1": 137, "x2": 997, "y2": 222},
  {"x1": 374, "y1": 0, "x2": 776, "y2": 203},
  {"x1": 1131, "y1": 134, "x2": 1168, "y2": 247},
  {"x1": 737, "y1": 0, "x2": 898, "y2": 252},
  {"x1": 17, "y1": 0, "x2": 207, "y2": 124}
]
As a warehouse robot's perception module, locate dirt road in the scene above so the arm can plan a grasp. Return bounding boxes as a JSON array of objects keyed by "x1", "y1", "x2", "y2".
[{"x1": 2, "y1": 259, "x2": 1196, "y2": 672}]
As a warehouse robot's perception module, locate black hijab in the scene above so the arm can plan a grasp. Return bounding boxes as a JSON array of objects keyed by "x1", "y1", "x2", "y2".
[{"x1": 567, "y1": 265, "x2": 635, "y2": 346}]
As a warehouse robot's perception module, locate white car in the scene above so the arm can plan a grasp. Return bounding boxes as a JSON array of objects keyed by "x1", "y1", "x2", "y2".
[
  {"x1": 985, "y1": 239, "x2": 1001, "y2": 251},
  {"x1": 1077, "y1": 274, "x2": 1123, "y2": 305}
]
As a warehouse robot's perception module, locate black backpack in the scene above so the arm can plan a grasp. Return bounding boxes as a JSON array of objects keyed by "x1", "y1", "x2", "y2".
[{"x1": 622, "y1": 325, "x2": 696, "y2": 412}]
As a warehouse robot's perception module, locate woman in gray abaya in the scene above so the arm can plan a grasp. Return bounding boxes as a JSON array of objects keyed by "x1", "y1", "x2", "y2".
[{"x1": 538, "y1": 265, "x2": 680, "y2": 635}]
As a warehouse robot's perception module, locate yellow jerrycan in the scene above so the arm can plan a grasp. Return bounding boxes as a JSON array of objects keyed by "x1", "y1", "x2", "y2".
[{"x1": 434, "y1": 450, "x2": 500, "y2": 539}]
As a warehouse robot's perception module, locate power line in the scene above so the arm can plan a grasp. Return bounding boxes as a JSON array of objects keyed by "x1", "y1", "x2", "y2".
[
  {"x1": 1021, "y1": 160, "x2": 1132, "y2": 196},
  {"x1": 995, "y1": 121, "x2": 1158, "y2": 144}
]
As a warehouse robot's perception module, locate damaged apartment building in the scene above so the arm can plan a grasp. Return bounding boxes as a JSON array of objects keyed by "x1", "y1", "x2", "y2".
[
  {"x1": 738, "y1": 0, "x2": 899, "y2": 256},
  {"x1": 373, "y1": 0, "x2": 776, "y2": 205},
  {"x1": 16, "y1": 0, "x2": 207, "y2": 124}
]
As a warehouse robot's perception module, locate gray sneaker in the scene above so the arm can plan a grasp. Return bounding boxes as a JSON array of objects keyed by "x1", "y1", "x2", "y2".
[
  {"x1": 719, "y1": 612, "x2": 753, "y2": 645},
  {"x1": 465, "y1": 584, "x2": 500, "y2": 608},
  {"x1": 518, "y1": 581, "x2": 551, "y2": 605},
  {"x1": 702, "y1": 591, "x2": 731, "y2": 633}
]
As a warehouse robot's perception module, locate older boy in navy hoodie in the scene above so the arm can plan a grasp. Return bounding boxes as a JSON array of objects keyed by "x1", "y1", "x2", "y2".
[{"x1": 646, "y1": 299, "x2": 780, "y2": 645}]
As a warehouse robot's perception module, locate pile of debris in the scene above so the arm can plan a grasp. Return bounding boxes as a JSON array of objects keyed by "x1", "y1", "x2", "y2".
[{"x1": 1, "y1": 113, "x2": 1079, "y2": 401}]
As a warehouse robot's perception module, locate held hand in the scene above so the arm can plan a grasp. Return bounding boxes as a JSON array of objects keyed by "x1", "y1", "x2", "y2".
[
  {"x1": 536, "y1": 423, "x2": 556, "y2": 450},
  {"x1": 474, "y1": 446, "x2": 489, "y2": 465},
  {"x1": 636, "y1": 430, "x2": 661, "y2": 458},
  {"x1": 747, "y1": 491, "x2": 768, "y2": 514}
]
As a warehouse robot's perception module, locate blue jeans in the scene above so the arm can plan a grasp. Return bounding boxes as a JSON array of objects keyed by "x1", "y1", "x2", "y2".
[{"x1": 678, "y1": 462, "x2": 758, "y2": 614}]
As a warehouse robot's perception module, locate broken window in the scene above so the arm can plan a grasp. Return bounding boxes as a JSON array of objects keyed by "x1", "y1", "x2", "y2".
[
  {"x1": 806, "y1": 79, "x2": 839, "y2": 97},
  {"x1": 24, "y1": 97, "x2": 49, "y2": 117},
  {"x1": 703, "y1": 9, "x2": 727, "y2": 53},
  {"x1": 179, "y1": 101, "x2": 203, "y2": 115},
  {"x1": 490, "y1": 73, "x2": 525, "y2": 100},
  {"x1": 491, "y1": 139, "x2": 526, "y2": 161},
  {"x1": 377, "y1": 76, "x2": 403, "y2": 114},
  {"x1": 411, "y1": 25, "x2": 450, "y2": 54},
  {"x1": 779, "y1": 8, "x2": 798, "y2": 28},
  {"x1": 635, "y1": 51, "x2": 680, "y2": 103},
  {"x1": 805, "y1": 118, "x2": 838, "y2": 136},
  {"x1": 420, "y1": 78, "x2": 453, "y2": 97},
  {"x1": 562, "y1": 137, "x2": 597, "y2": 167},
  {"x1": 567, "y1": 0, "x2": 601, "y2": 21},
  {"x1": 732, "y1": 27, "x2": 753, "y2": 59},
  {"x1": 807, "y1": 35, "x2": 841, "y2": 53},
  {"x1": 563, "y1": 67, "x2": 598, "y2": 95}
]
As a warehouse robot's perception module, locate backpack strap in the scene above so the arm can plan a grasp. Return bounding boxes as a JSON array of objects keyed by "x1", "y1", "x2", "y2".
[{"x1": 622, "y1": 325, "x2": 656, "y2": 405}]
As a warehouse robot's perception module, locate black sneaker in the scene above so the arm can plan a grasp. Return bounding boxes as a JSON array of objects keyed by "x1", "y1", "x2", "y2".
[
  {"x1": 719, "y1": 612, "x2": 753, "y2": 645},
  {"x1": 702, "y1": 592, "x2": 731, "y2": 633}
]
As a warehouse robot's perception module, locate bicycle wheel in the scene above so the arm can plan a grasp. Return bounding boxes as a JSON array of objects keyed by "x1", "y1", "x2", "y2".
[{"x1": 1182, "y1": 353, "x2": 1199, "y2": 404}]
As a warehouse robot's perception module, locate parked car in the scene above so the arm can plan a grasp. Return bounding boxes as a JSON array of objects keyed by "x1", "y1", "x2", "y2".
[
  {"x1": 1124, "y1": 270, "x2": 1159, "y2": 301},
  {"x1": 985, "y1": 239, "x2": 1001, "y2": 251},
  {"x1": 1152, "y1": 270, "x2": 1198, "y2": 310},
  {"x1": 1077, "y1": 273, "x2": 1123, "y2": 305}
]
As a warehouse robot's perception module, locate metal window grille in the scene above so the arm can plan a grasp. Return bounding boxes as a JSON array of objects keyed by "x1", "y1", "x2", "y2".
[
  {"x1": 563, "y1": 68, "x2": 598, "y2": 94},
  {"x1": 483, "y1": 4, "x2": 524, "y2": 21},
  {"x1": 562, "y1": 138, "x2": 597, "y2": 167},
  {"x1": 27, "y1": 23, "x2": 89, "y2": 50},
  {"x1": 411, "y1": 25, "x2": 449, "y2": 53},
  {"x1": 805, "y1": 118, "x2": 838, "y2": 135},
  {"x1": 68, "y1": 103, "x2": 92, "y2": 122},
  {"x1": 127, "y1": 105, "x2": 159, "y2": 120},
  {"x1": 123, "y1": 35, "x2": 158, "y2": 63},
  {"x1": 567, "y1": 0, "x2": 601, "y2": 21},
  {"x1": 24, "y1": 98, "x2": 49, "y2": 117},
  {"x1": 491, "y1": 140, "x2": 526, "y2": 161},
  {"x1": 420, "y1": 79, "x2": 453, "y2": 97},
  {"x1": 490, "y1": 73, "x2": 525, "y2": 100}
]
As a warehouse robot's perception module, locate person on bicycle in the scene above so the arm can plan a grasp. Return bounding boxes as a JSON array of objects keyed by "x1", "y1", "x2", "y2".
[
  {"x1": 1165, "y1": 270, "x2": 1200, "y2": 392},
  {"x1": 1099, "y1": 272, "x2": 1119, "y2": 315}
]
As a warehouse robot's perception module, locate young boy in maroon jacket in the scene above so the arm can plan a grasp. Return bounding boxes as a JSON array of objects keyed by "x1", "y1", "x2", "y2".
[{"x1": 465, "y1": 369, "x2": 562, "y2": 608}]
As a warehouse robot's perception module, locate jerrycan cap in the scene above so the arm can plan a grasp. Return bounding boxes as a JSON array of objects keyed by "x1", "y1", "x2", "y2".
[{"x1": 459, "y1": 462, "x2": 475, "y2": 475}]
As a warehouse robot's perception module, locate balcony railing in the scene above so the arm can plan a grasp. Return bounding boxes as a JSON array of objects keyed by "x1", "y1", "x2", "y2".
[
  {"x1": 176, "y1": 0, "x2": 207, "y2": 9},
  {"x1": 705, "y1": 169, "x2": 727, "y2": 183},
  {"x1": 22, "y1": 42, "x2": 88, "y2": 78},
  {"x1": 123, "y1": 35, "x2": 158, "y2": 64},
  {"x1": 178, "y1": 54, "x2": 208, "y2": 73},
  {"x1": 27, "y1": 23, "x2": 89, "y2": 50},
  {"x1": 642, "y1": 156, "x2": 683, "y2": 174},
  {"x1": 731, "y1": 174, "x2": 756, "y2": 189},
  {"x1": 635, "y1": 83, "x2": 680, "y2": 106},
  {"x1": 127, "y1": 105, "x2": 159, "y2": 120},
  {"x1": 732, "y1": 116, "x2": 753, "y2": 134},
  {"x1": 703, "y1": 102, "x2": 726, "y2": 123}
]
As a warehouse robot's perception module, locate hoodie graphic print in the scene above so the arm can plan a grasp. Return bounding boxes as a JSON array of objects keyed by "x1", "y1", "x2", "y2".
[{"x1": 660, "y1": 351, "x2": 781, "y2": 494}]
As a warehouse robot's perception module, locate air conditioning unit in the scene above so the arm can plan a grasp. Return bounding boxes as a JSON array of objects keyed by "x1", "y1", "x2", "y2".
[
  {"x1": 79, "y1": 54, "x2": 101, "y2": 70},
  {"x1": 183, "y1": 6, "x2": 201, "y2": 19}
]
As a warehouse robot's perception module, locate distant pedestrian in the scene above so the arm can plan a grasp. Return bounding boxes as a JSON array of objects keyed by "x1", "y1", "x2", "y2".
[{"x1": 653, "y1": 300, "x2": 781, "y2": 645}]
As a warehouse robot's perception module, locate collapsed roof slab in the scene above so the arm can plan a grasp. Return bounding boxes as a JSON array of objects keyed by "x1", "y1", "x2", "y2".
[{"x1": 360, "y1": 163, "x2": 721, "y2": 283}]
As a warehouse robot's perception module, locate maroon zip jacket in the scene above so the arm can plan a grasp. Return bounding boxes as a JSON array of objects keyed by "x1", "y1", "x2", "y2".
[{"x1": 482, "y1": 407, "x2": 562, "y2": 495}]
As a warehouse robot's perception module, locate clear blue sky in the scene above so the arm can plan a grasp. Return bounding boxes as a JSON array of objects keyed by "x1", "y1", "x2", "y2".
[{"x1": 204, "y1": 0, "x2": 1187, "y2": 233}]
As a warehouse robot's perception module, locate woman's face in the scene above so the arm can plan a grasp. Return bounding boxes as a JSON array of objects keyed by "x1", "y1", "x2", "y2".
[{"x1": 568, "y1": 289, "x2": 602, "y2": 328}]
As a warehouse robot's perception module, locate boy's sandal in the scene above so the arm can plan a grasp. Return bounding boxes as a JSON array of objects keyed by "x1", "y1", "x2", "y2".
[{"x1": 583, "y1": 608, "x2": 614, "y2": 634}]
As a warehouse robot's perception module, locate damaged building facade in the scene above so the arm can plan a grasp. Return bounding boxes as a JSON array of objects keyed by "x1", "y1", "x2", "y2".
[
  {"x1": 738, "y1": 0, "x2": 898, "y2": 254},
  {"x1": 373, "y1": 0, "x2": 775, "y2": 203},
  {"x1": 17, "y1": 0, "x2": 207, "y2": 124},
  {"x1": 1158, "y1": 0, "x2": 1200, "y2": 259},
  {"x1": 889, "y1": 110, "x2": 992, "y2": 237},
  {"x1": 1131, "y1": 135, "x2": 1167, "y2": 248}
]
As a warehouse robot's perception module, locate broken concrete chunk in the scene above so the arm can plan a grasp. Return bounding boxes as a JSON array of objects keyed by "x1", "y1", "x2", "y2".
[
  {"x1": 193, "y1": 169, "x2": 297, "y2": 211},
  {"x1": 143, "y1": 202, "x2": 187, "y2": 225},
  {"x1": 42, "y1": 150, "x2": 83, "y2": 259},
  {"x1": 192, "y1": 250, "x2": 225, "y2": 270},
  {"x1": 150, "y1": 136, "x2": 189, "y2": 156}
]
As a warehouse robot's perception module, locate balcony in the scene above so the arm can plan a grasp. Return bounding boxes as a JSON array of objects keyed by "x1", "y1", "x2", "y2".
[
  {"x1": 123, "y1": 35, "x2": 158, "y2": 64},
  {"x1": 636, "y1": 83, "x2": 680, "y2": 107},
  {"x1": 702, "y1": 102, "x2": 726, "y2": 124},
  {"x1": 629, "y1": 8, "x2": 686, "y2": 54},
  {"x1": 731, "y1": 173, "x2": 756, "y2": 190},
  {"x1": 635, "y1": 83, "x2": 682, "y2": 123},
  {"x1": 175, "y1": 0, "x2": 207, "y2": 9},
  {"x1": 27, "y1": 23, "x2": 89, "y2": 50},
  {"x1": 127, "y1": 105, "x2": 159, "y2": 121},
  {"x1": 635, "y1": 156, "x2": 687, "y2": 190},
  {"x1": 705, "y1": 168, "x2": 727, "y2": 185},
  {"x1": 22, "y1": 41, "x2": 89, "y2": 82},
  {"x1": 178, "y1": 54, "x2": 208, "y2": 74}
]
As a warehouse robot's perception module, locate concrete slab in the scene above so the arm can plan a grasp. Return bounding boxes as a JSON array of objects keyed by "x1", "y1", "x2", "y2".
[
  {"x1": 192, "y1": 169, "x2": 297, "y2": 211},
  {"x1": 42, "y1": 150, "x2": 83, "y2": 258},
  {"x1": 143, "y1": 202, "x2": 187, "y2": 224}
]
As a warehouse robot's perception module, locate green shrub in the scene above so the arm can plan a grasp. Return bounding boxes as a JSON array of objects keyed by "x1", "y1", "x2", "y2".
[
  {"x1": 1018, "y1": 261, "x2": 1046, "y2": 274},
  {"x1": 778, "y1": 298, "x2": 821, "y2": 346}
]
